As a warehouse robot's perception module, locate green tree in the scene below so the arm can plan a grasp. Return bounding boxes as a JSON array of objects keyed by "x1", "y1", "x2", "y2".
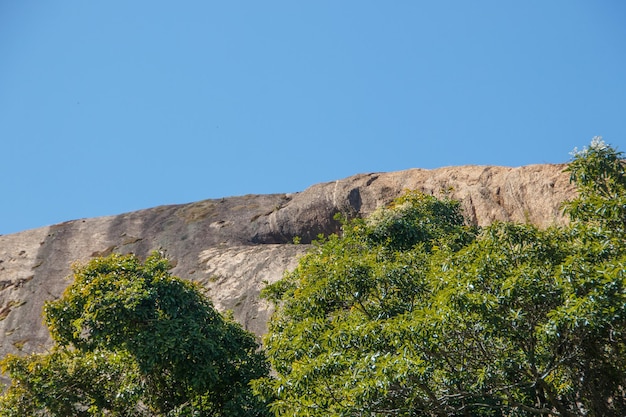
[
  {"x1": 255, "y1": 141, "x2": 626, "y2": 416},
  {"x1": 0, "y1": 252, "x2": 271, "y2": 417},
  {"x1": 564, "y1": 136, "x2": 626, "y2": 234}
]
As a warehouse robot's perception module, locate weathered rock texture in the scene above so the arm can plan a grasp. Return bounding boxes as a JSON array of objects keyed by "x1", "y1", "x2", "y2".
[{"x1": 0, "y1": 164, "x2": 575, "y2": 377}]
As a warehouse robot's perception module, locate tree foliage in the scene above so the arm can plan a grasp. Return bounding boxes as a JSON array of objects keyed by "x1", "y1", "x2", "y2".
[
  {"x1": 564, "y1": 136, "x2": 626, "y2": 234},
  {"x1": 0, "y1": 252, "x2": 270, "y2": 417},
  {"x1": 256, "y1": 141, "x2": 626, "y2": 416},
  {"x1": 2, "y1": 139, "x2": 624, "y2": 417}
]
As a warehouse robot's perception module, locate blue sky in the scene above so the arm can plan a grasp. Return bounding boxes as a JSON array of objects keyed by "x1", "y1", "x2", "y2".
[{"x1": 1, "y1": 1, "x2": 625, "y2": 235}]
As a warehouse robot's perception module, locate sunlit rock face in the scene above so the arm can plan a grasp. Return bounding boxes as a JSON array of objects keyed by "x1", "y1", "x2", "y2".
[{"x1": 0, "y1": 163, "x2": 574, "y2": 378}]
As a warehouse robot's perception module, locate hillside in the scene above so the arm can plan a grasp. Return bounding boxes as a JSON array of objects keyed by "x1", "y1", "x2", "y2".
[{"x1": 0, "y1": 163, "x2": 575, "y2": 381}]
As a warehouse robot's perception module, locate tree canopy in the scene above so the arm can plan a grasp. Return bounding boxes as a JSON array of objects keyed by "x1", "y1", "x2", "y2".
[
  {"x1": 0, "y1": 252, "x2": 271, "y2": 417},
  {"x1": 255, "y1": 138, "x2": 626, "y2": 416},
  {"x1": 1, "y1": 138, "x2": 624, "y2": 417}
]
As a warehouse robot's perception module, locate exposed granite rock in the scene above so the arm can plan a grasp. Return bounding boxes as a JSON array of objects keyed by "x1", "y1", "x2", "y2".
[{"x1": 0, "y1": 164, "x2": 575, "y2": 382}]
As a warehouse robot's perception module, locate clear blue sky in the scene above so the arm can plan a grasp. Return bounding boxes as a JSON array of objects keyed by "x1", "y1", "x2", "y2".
[{"x1": 1, "y1": 1, "x2": 625, "y2": 235}]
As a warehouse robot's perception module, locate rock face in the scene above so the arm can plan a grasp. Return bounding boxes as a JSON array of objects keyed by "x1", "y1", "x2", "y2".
[{"x1": 0, "y1": 164, "x2": 575, "y2": 375}]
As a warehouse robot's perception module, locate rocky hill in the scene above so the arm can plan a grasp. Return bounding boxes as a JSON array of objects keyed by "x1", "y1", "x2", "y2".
[{"x1": 0, "y1": 163, "x2": 575, "y2": 381}]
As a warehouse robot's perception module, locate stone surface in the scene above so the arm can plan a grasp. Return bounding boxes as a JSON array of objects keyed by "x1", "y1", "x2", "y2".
[{"x1": 0, "y1": 163, "x2": 576, "y2": 380}]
